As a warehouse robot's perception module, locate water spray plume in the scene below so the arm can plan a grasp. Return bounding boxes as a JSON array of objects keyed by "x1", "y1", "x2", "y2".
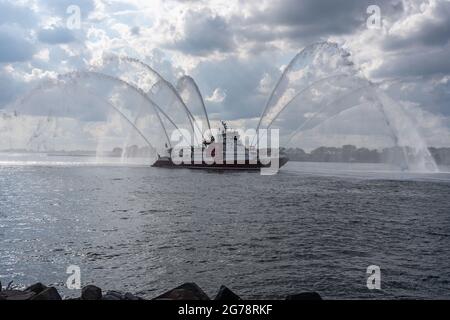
[
  {"x1": 0, "y1": 43, "x2": 438, "y2": 172},
  {"x1": 257, "y1": 42, "x2": 438, "y2": 172}
]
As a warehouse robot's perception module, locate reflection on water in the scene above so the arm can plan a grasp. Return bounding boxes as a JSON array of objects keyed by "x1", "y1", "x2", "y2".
[{"x1": 1, "y1": 157, "x2": 450, "y2": 299}]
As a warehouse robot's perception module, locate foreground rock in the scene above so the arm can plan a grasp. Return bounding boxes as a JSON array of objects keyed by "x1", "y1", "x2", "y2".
[
  {"x1": 102, "y1": 290, "x2": 124, "y2": 300},
  {"x1": 1, "y1": 281, "x2": 322, "y2": 300},
  {"x1": 25, "y1": 282, "x2": 47, "y2": 295},
  {"x1": 81, "y1": 285, "x2": 102, "y2": 300},
  {"x1": 124, "y1": 292, "x2": 144, "y2": 300},
  {"x1": 30, "y1": 287, "x2": 62, "y2": 300},
  {"x1": 154, "y1": 283, "x2": 210, "y2": 300},
  {"x1": 214, "y1": 285, "x2": 241, "y2": 300},
  {"x1": 0, "y1": 282, "x2": 62, "y2": 301},
  {"x1": 0, "y1": 290, "x2": 36, "y2": 301}
]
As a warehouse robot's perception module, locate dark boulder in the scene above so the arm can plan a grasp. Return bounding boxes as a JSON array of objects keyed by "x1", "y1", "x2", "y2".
[
  {"x1": 214, "y1": 285, "x2": 241, "y2": 301},
  {"x1": 25, "y1": 282, "x2": 47, "y2": 294},
  {"x1": 81, "y1": 285, "x2": 102, "y2": 300},
  {"x1": 0, "y1": 290, "x2": 35, "y2": 300},
  {"x1": 6, "y1": 281, "x2": 13, "y2": 290},
  {"x1": 30, "y1": 287, "x2": 62, "y2": 300},
  {"x1": 153, "y1": 283, "x2": 210, "y2": 300},
  {"x1": 102, "y1": 290, "x2": 124, "y2": 300},
  {"x1": 124, "y1": 292, "x2": 144, "y2": 300},
  {"x1": 285, "y1": 292, "x2": 322, "y2": 300}
]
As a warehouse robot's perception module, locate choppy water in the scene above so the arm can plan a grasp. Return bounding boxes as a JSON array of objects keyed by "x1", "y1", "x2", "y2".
[{"x1": 1, "y1": 157, "x2": 450, "y2": 299}]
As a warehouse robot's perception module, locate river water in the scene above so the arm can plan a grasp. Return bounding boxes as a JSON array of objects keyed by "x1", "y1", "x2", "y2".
[{"x1": 1, "y1": 155, "x2": 450, "y2": 299}]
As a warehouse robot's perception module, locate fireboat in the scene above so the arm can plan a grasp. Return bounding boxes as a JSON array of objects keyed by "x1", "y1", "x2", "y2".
[{"x1": 152, "y1": 122, "x2": 289, "y2": 170}]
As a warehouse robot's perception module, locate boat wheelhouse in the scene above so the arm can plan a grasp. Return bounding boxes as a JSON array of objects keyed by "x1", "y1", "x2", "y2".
[{"x1": 152, "y1": 122, "x2": 289, "y2": 170}]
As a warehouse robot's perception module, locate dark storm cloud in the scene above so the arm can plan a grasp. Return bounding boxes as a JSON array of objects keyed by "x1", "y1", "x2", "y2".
[
  {"x1": 258, "y1": 0, "x2": 368, "y2": 30},
  {"x1": 373, "y1": 46, "x2": 450, "y2": 78},
  {"x1": 38, "y1": 27, "x2": 76, "y2": 44},
  {"x1": 240, "y1": 0, "x2": 404, "y2": 43},
  {"x1": 165, "y1": 9, "x2": 235, "y2": 56},
  {"x1": 384, "y1": 77, "x2": 450, "y2": 117},
  {"x1": 383, "y1": 0, "x2": 450, "y2": 50},
  {"x1": 165, "y1": 0, "x2": 405, "y2": 56},
  {"x1": 193, "y1": 55, "x2": 280, "y2": 120}
]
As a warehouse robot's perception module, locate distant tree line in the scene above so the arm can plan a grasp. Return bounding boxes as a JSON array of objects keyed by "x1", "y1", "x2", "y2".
[
  {"x1": 111, "y1": 145, "x2": 153, "y2": 158},
  {"x1": 282, "y1": 145, "x2": 450, "y2": 165}
]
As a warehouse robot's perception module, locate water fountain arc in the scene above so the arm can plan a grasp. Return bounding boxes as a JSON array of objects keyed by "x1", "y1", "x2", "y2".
[
  {"x1": 1, "y1": 42, "x2": 439, "y2": 172},
  {"x1": 58, "y1": 71, "x2": 172, "y2": 149},
  {"x1": 277, "y1": 80, "x2": 438, "y2": 172},
  {"x1": 252, "y1": 41, "x2": 439, "y2": 172},
  {"x1": 263, "y1": 73, "x2": 359, "y2": 130},
  {"x1": 17, "y1": 82, "x2": 158, "y2": 154},
  {"x1": 256, "y1": 42, "x2": 346, "y2": 132},
  {"x1": 177, "y1": 75, "x2": 212, "y2": 132},
  {"x1": 282, "y1": 83, "x2": 375, "y2": 145},
  {"x1": 102, "y1": 56, "x2": 203, "y2": 145}
]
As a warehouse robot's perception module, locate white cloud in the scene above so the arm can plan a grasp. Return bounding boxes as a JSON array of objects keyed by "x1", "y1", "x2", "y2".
[
  {"x1": 258, "y1": 72, "x2": 274, "y2": 95},
  {"x1": 205, "y1": 87, "x2": 226, "y2": 103}
]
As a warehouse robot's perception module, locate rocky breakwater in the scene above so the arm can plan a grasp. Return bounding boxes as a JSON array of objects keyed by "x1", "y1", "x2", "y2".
[{"x1": 0, "y1": 281, "x2": 322, "y2": 301}]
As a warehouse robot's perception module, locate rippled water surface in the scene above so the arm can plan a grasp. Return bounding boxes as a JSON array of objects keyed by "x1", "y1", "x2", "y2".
[{"x1": 1, "y1": 158, "x2": 450, "y2": 299}]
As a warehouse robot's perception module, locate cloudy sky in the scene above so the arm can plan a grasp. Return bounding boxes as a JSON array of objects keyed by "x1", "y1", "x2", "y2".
[{"x1": 1, "y1": 0, "x2": 450, "y2": 147}]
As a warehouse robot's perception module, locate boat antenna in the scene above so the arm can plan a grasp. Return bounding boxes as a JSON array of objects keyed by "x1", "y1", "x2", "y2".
[{"x1": 221, "y1": 121, "x2": 228, "y2": 131}]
